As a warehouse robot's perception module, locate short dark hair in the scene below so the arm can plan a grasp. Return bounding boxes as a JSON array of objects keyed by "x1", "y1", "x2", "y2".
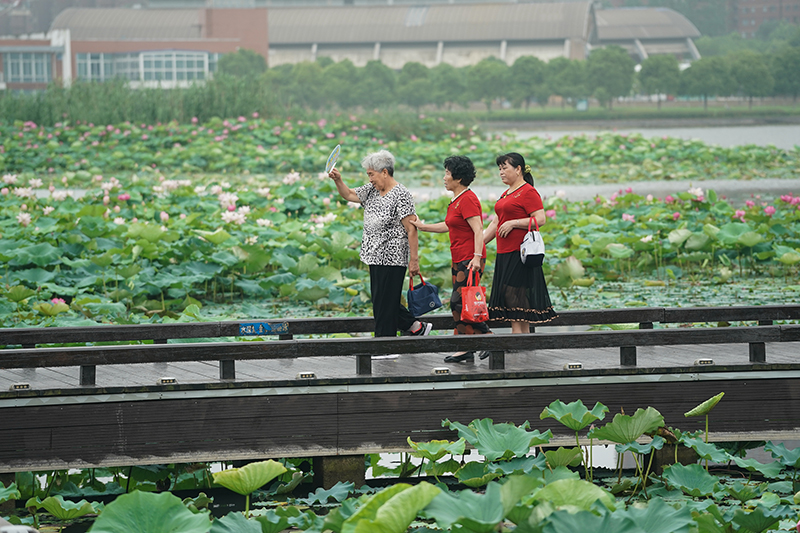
[{"x1": 444, "y1": 155, "x2": 476, "y2": 187}]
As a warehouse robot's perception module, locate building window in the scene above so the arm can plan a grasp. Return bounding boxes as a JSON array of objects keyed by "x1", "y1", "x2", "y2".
[
  {"x1": 3, "y1": 52, "x2": 52, "y2": 83},
  {"x1": 143, "y1": 51, "x2": 207, "y2": 81},
  {"x1": 76, "y1": 51, "x2": 210, "y2": 83}
]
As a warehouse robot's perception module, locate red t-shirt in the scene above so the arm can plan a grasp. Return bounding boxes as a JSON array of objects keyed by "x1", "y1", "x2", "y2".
[
  {"x1": 494, "y1": 183, "x2": 544, "y2": 254},
  {"x1": 445, "y1": 189, "x2": 486, "y2": 263}
]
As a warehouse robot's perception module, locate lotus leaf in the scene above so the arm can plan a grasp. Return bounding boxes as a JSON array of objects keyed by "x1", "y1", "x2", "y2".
[
  {"x1": 543, "y1": 447, "x2": 583, "y2": 468},
  {"x1": 684, "y1": 392, "x2": 725, "y2": 417},
  {"x1": 534, "y1": 478, "x2": 616, "y2": 511},
  {"x1": 14, "y1": 268, "x2": 57, "y2": 285},
  {"x1": 487, "y1": 454, "x2": 547, "y2": 475},
  {"x1": 716, "y1": 223, "x2": 751, "y2": 246},
  {"x1": 679, "y1": 437, "x2": 730, "y2": 463},
  {"x1": 540, "y1": 399, "x2": 609, "y2": 432},
  {"x1": 297, "y1": 481, "x2": 354, "y2": 506},
  {"x1": 748, "y1": 492, "x2": 781, "y2": 509},
  {"x1": 606, "y1": 243, "x2": 635, "y2": 259},
  {"x1": 87, "y1": 490, "x2": 210, "y2": 533},
  {"x1": 442, "y1": 418, "x2": 552, "y2": 461},
  {"x1": 321, "y1": 499, "x2": 358, "y2": 533},
  {"x1": 540, "y1": 509, "x2": 644, "y2": 533},
  {"x1": 684, "y1": 233, "x2": 710, "y2": 251},
  {"x1": 341, "y1": 482, "x2": 439, "y2": 533},
  {"x1": 661, "y1": 463, "x2": 719, "y2": 497},
  {"x1": 255, "y1": 507, "x2": 301, "y2": 533},
  {"x1": 616, "y1": 497, "x2": 695, "y2": 533},
  {"x1": 423, "y1": 476, "x2": 534, "y2": 533},
  {"x1": 195, "y1": 228, "x2": 233, "y2": 245},
  {"x1": 213, "y1": 460, "x2": 287, "y2": 517},
  {"x1": 182, "y1": 492, "x2": 213, "y2": 513},
  {"x1": 454, "y1": 461, "x2": 499, "y2": 487},
  {"x1": 731, "y1": 505, "x2": 784, "y2": 533},
  {"x1": 0, "y1": 482, "x2": 20, "y2": 504},
  {"x1": 588, "y1": 407, "x2": 664, "y2": 444},
  {"x1": 209, "y1": 511, "x2": 261, "y2": 533},
  {"x1": 33, "y1": 301, "x2": 70, "y2": 316},
  {"x1": 730, "y1": 457, "x2": 783, "y2": 479},
  {"x1": 12, "y1": 243, "x2": 62, "y2": 267},
  {"x1": 407, "y1": 437, "x2": 466, "y2": 462},
  {"x1": 4, "y1": 285, "x2": 36, "y2": 303},
  {"x1": 668, "y1": 229, "x2": 692, "y2": 246},
  {"x1": 615, "y1": 435, "x2": 665, "y2": 456},
  {"x1": 764, "y1": 441, "x2": 800, "y2": 468}
]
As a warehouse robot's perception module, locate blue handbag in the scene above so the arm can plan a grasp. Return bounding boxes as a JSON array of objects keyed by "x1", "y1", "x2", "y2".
[{"x1": 407, "y1": 274, "x2": 442, "y2": 316}]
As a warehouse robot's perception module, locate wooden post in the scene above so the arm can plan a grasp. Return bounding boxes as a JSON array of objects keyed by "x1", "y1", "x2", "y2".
[
  {"x1": 620, "y1": 346, "x2": 637, "y2": 366},
  {"x1": 749, "y1": 342, "x2": 766, "y2": 363},
  {"x1": 313, "y1": 455, "x2": 365, "y2": 489},
  {"x1": 0, "y1": 472, "x2": 14, "y2": 512},
  {"x1": 356, "y1": 355, "x2": 371, "y2": 375},
  {"x1": 220, "y1": 360, "x2": 235, "y2": 380},
  {"x1": 488, "y1": 351, "x2": 505, "y2": 370},
  {"x1": 80, "y1": 365, "x2": 96, "y2": 386}
]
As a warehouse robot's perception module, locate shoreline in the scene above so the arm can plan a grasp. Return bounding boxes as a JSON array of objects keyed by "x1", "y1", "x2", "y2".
[{"x1": 481, "y1": 115, "x2": 800, "y2": 131}]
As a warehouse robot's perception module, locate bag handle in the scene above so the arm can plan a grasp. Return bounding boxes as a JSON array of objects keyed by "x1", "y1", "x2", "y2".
[
  {"x1": 466, "y1": 269, "x2": 480, "y2": 287},
  {"x1": 528, "y1": 216, "x2": 540, "y2": 232},
  {"x1": 408, "y1": 273, "x2": 426, "y2": 291}
]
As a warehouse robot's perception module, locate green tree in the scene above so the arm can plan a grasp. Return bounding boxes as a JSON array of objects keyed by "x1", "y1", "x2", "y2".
[
  {"x1": 323, "y1": 59, "x2": 361, "y2": 109},
  {"x1": 357, "y1": 60, "x2": 396, "y2": 109},
  {"x1": 289, "y1": 61, "x2": 325, "y2": 109},
  {"x1": 772, "y1": 45, "x2": 800, "y2": 102},
  {"x1": 547, "y1": 58, "x2": 587, "y2": 110},
  {"x1": 731, "y1": 51, "x2": 775, "y2": 108},
  {"x1": 638, "y1": 54, "x2": 680, "y2": 109},
  {"x1": 430, "y1": 63, "x2": 466, "y2": 110},
  {"x1": 396, "y1": 62, "x2": 433, "y2": 111},
  {"x1": 262, "y1": 64, "x2": 295, "y2": 109},
  {"x1": 680, "y1": 56, "x2": 734, "y2": 110},
  {"x1": 509, "y1": 55, "x2": 546, "y2": 110},
  {"x1": 217, "y1": 48, "x2": 267, "y2": 77},
  {"x1": 466, "y1": 57, "x2": 509, "y2": 111},
  {"x1": 586, "y1": 46, "x2": 634, "y2": 109}
]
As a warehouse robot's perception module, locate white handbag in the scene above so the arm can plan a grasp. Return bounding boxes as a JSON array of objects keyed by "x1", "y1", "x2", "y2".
[{"x1": 520, "y1": 217, "x2": 545, "y2": 266}]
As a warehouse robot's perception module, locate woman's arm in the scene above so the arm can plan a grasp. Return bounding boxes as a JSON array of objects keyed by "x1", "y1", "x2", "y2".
[
  {"x1": 410, "y1": 218, "x2": 448, "y2": 233},
  {"x1": 496, "y1": 209, "x2": 546, "y2": 238},
  {"x1": 402, "y1": 214, "x2": 421, "y2": 277},
  {"x1": 328, "y1": 168, "x2": 360, "y2": 203},
  {"x1": 466, "y1": 215, "x2": 485, "y2": 271},
  {"x1": 483, "y1": 217, "x2": 498, "y2": 245}
]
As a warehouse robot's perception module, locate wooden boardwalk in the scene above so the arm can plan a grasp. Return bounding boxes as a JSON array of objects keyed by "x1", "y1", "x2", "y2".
[{"x1": 1, "y1": 339, "x2": 798, "y2": 390}]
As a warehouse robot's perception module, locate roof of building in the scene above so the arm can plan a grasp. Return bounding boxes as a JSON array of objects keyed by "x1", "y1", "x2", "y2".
[
  {"x1": 594, "y1": 7, "x2": 700, "y2": 41},
  {"x1": 268, "y1": 2, "x2": 595, "y2": 45},
  {"x1": 50, "y1": 8, "x2": 203, "y2": 40}
]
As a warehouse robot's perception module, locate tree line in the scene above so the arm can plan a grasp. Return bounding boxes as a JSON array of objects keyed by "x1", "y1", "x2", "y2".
[{"x1": 217, "y1": 39, "x2": 800, "y2": 113}]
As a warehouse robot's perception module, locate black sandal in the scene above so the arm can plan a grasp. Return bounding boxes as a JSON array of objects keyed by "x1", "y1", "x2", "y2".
[{"x1": 444, "y1": 351, "x2": 475, "y2": 363}]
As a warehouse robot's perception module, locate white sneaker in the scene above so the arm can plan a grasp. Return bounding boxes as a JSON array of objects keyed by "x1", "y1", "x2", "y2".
[{"x1": 372, "y1": 354, "x2": 401, "y2": 360}]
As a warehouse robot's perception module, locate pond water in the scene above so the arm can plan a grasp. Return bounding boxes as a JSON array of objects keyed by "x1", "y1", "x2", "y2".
[{"x1": 506, "y1": 124, "x2": 800, "y2": 151}]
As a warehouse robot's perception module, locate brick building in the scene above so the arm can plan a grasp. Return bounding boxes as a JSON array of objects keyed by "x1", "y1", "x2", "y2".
[{"x1": 734, "y1": 0, "x2": 800, "y2": 37}]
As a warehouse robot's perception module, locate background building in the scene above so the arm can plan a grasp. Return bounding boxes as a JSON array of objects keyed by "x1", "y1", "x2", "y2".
[{"x1": 733, "y1": 0, "x2": 800, "y2": 37}]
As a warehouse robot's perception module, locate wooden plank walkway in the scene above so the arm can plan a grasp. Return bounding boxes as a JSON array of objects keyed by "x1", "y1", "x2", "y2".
[{"x1": 2, "y1": 339, "x2": 797, "y2": 390}]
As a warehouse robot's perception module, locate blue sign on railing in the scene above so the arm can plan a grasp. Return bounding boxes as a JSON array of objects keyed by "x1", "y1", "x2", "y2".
[{"x1": 238, "y1": 322, "x2": 289, "y2": 336}]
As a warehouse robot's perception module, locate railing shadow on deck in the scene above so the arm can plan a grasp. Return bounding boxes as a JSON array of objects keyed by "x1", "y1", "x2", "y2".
[{"x1": 1, "y1": 305, "x2": 799, "y2": 387}]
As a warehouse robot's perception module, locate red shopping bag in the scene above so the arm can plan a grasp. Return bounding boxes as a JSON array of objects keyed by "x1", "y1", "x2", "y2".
[{"x1": 460, "y1": 270, "x2": 489, "y2": 323}]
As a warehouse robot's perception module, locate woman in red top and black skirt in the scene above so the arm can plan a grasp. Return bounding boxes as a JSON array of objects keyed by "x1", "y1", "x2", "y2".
[
  {"x1": 413, "y1": 155, "x2": 491, "y2": 363},
  {"x1": 483, "y1": 152, "x2": 557, "y2": 335}
]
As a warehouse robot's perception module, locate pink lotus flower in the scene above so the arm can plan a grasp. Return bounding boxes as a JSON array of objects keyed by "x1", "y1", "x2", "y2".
[
  {"x1": 51, "y1": 297, "x2": 66, "y2": 305},
  {"x1": 191, "y1": 117, "x2": 198, "y2": 123},
  {"x1": 735, "y1": 209, "x2": 746, "y2": 221},
  {"x1": 745, "y1": 200, "x2": 755, "y2": 208},
  {"x1": 764, "y1": 205, "x2": 776, "y2": 216},
  {"x1": 622, "y1": 213, "x2": 635, "y2": 222},
  {"x1": 545, "y1": 209, "x2": 556, "y2": 219},
  {"x1": 141, "y1": 134, "x2": 148, "y2": 140},
  {"x1": 252, "y1": 112, "x2": 259, "y2": 118},
  {"x1": 410, "y1": 134, "x2": 418, "y2": 141},
  {"x1": 625, "y1": 187, "x2": 632, "y2": 193},
  {"x1": 619, "y1": 145, "x2": 626, "y2": 150},
  {"x1": 665, "y1": 195, "x2": 674, "y2": 203},
  {"x1": 780, "y1": 194, "x2": 793, "y2": 203},
  {"x1": 117, "y1": 193, "x2": 131, "y2": 201},
  {"x1": 0, "y1": 188, "x2": 7, "y2": 195},
  {"x1": 160, "y1": 211, "x2": 169, "y2": 222},
  {"x1": 672, "y1": 212, "x2": 681, "y2": 221}
]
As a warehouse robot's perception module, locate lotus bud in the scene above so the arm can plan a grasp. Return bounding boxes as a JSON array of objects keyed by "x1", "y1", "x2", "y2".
[{"x1": 103, "y1": 196, "x2": 110, "y2": 205}]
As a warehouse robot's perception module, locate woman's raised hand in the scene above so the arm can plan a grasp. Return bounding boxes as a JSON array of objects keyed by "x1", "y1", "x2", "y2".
[{"x1": 328, "y1": 168, "x2": 342, "y2": 181}]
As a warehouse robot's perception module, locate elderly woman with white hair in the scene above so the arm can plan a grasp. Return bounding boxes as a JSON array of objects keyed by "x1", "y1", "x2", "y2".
[{"x1": 329, "y1": 149, "x2": 432, "y2": 345}]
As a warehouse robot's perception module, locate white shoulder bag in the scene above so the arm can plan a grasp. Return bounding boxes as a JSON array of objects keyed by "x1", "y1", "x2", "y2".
[{"x1": 520, "y1": 217, "x2": 545, "y2": 266}]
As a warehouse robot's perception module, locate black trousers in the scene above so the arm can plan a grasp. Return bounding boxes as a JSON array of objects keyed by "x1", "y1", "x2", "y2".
[{"x1": 369, "y1": 264, "x2": 416, "y2": 337}]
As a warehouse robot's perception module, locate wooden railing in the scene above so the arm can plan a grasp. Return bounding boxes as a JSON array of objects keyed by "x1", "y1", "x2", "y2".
[{"x1": 1, "y1": 305, "x2": 799, "y2": 387}]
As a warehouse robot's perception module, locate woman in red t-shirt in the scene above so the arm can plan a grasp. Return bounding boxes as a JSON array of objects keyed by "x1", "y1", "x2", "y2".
[
  {"x1": 413, "y1": 155, "x2": 491, "y2": 363},
  {"x1": 483, "y1": 152, "x2": 557, "y2": 335}
]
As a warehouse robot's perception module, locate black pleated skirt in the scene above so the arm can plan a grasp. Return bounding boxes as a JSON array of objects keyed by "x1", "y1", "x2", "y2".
[{"x1": 488, "y1": 251, "x2": 558, "y2": 324}]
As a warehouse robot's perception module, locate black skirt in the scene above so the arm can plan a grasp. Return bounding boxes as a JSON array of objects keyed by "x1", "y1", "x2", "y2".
[{"x1": 488, "y1": 251, "x2": 558, "y2": 324}]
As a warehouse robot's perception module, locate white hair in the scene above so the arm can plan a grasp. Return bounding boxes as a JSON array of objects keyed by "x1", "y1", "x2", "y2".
[{"x1": 361, "y1": 150, "x2": 395, "y2": 176}]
